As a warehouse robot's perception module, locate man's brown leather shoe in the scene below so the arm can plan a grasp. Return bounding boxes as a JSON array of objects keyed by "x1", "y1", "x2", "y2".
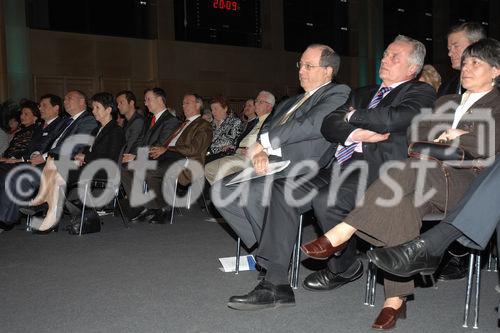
[
  {"x1": 300, "y1": 235, "x2": 347, "y2": 260},
  {"x1": 371, "y1": 300, "x2": 406, "y2": 330}
]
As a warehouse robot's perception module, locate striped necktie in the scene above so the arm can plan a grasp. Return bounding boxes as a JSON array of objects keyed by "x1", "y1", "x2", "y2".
[{"x1": 336, "y1": 86, "x2": 392, "y2": 165}]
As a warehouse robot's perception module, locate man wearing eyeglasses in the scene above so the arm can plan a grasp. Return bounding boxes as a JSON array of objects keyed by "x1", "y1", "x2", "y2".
[
  {"x1": 205, "y1": 90, "x2": 275, "y2": 185},
  {"x1": 212, "y1": 44, "x2": 350, "y2": 307}
]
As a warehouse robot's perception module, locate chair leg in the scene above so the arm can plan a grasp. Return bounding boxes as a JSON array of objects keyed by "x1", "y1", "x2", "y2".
[
  {"x1": 369, "y1": 262, "x2": 376, "y2": 306},
  {"x1": 79, "y1": 182, "x2": 89, "y2": 236},
  {"x1": 235, "y1": 237, "x2": 241, "y2": 275},
  {"x1": 463, "y1": 252, "x2": 476, "y2": 328},
  {"x1": 170, "y1": 178, "x2": 178, "y2": 225},
  {"x1": 364, "y1": 246, "x2": 377, "y2": 306},
  {"x1": 186, "y1": 186, "x2": 192, "y2": 210},
  {"x1": 115, "y1": 191, "x2": 129, "y2": 228},
  {"x1": 26, "y1": 215, "x2": 32, "y2": 232},
  {"x1": 473, "y1": 253, "x2": 481, "y2": 329},
  {"x1": 486, "y1": 240, "x2": 498, "y2": 272},
  {"x1": 290, "y1": 214, "x2": 303, "y2": 290}
]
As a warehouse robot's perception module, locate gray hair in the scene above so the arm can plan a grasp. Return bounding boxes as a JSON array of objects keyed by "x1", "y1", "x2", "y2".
[
  {"x1": 258, "y1": 90, "x2": 276, "y2": 107},
  {"x1": 394, "y1": 35, "x2": 426, "y2": 76},
  {"x1": 448, "y1": 22, "x2": 486, "y2": 44},
  {"x1": 307, "y1": 44, "x2": 341, "y2": 77}
]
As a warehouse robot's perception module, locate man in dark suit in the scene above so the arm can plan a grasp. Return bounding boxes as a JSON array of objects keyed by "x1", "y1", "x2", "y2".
[
  {"x1": 226, "y1": 36, "x2": 435, "y2": 311},
  {"x1": 119, "y1": 88, "x2": 181, "y2": 220},
  {"x1": 131, "y1": 93, "x2": 212, "y2": 223},
  {"x1": 116, "y1": 90, "x2": 145, "y2": 155},
  {"x1": 0, "y1": 90, "x2": 98, "y2": 228},
  {"x1": 212, "y1": 44, "x2": 351, "y2": 309},
  {"x1": 437, "y1": 22, "x2": 485, "y2": 97}
]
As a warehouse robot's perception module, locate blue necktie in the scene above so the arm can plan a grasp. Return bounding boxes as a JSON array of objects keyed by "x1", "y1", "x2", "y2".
[{"x1": 336, "y1": 86, "x2": 392, "y2": 165}]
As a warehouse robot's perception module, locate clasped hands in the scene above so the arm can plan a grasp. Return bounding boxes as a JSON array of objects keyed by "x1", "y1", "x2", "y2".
[{"x1": 248, "y1": 142, "x2": 269, "y2": 176}]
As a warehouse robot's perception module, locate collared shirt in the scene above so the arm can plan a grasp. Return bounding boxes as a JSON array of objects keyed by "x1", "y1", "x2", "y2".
[
  {"x1": 153, "y1": 109, "x2": 168, "y2": 124},
  {"x1": 169, "y1": 114, "x2": 201, "y2": 147},
  {"x1": 237, "y1": 113, "x2": 270, "y2": 149},
  {"x1": 260, "y1": 81, "x2": 331, "y2": 157},
  {"x1": 452, "y1": 90, "x2": 489, "y2": 129},
  {"x1": 45, "y1": 110, "x2": 86, "y2": 158},
  {"x1": 344, "y1": 80, "x2": 409, "y2": 152}
]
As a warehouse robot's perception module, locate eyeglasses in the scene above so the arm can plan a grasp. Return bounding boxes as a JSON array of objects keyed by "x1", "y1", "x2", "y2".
[{"x1": 296, "y1": 62, "x2": 326, "y2": 71}]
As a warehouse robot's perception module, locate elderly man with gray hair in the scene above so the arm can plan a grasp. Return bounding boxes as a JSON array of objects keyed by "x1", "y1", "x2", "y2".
[{"x1": 204, "y1": 90, "x2": 275, "y2": 185}]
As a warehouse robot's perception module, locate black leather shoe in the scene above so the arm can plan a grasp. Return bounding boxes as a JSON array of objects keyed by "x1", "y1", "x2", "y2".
[
  {"x1": 367, "y1": 238, "x2": 444, "y2": 278},
  {"x1": 0, "y1": 221, "x2": 15, "y2": 232},
  {"x1": 303, "y1": 259, "x2": 363, "y2": 291},
  {"x1": 149, "y1": 207, "x2": 172, "y2": 224},
  {"x1": 227, "y1": 280, "x2": 295, "y2": 310},
  {"x1": 130, "y1": 208, "x2": 156, "y2": 222},
  {"x1": 437, "y1": 256, "x2": 467, "y2": 281}
]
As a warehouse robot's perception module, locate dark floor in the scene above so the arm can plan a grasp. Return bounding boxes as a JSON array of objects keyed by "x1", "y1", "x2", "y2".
[{"x1": 1, "y1": 207, "x2": 499, "y2": 333}]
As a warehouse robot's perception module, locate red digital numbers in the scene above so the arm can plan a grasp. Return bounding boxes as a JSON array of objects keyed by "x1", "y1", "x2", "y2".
[{"x1": 212, "y1": 0, "x2": 238, "y2": 11}]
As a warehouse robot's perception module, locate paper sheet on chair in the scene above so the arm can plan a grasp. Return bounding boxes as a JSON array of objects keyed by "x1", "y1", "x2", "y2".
[
  {"x1": 219, "y1": 255, "x2": 256, "y2": 272},
  {"x1": 225, "y1": 160, "x2": 290, "y2": 186}
]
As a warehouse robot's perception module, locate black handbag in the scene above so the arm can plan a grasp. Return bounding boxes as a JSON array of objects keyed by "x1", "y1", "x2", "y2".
[
  {"x1": 408, "y1": 141, "x2": 473, "y2": 163},
  {"x1": 67, "y1": 208, "x2": 101, "y2": 235}
]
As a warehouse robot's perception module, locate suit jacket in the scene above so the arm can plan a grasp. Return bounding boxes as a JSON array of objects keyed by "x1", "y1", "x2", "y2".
[
  {"x1": 235, "y1": 117, "x2": 259, "y2": 147},
  {"x1": 437, "y1": 71, "x2": 463, "y2": 97},
  {"x1": 84, "y1": 121, "x2": 125, "y2": 164},
  {"x1": 260, "y1": 82, "x2": 351, "y2": 176},
  {"x1": 137, "y1": 111, "x2": 180, "y2": 152},
  {"x1": 48, "y1": 111, "x2": 99, "y2": 159},
  {"x1": 123, "y1": 112, "x2": 145, "y2": 154},
  {"x1": 321, "y1": 80, "x2": 436, "y2": 182},
  {"x1": 23, "y1": 116, "x2": 65, "y2": 160},
  {"x1": 161, "y1": 116, "x2": 213, "y2": 185},
  {"x1": 417, "y1": 88, "x2": 500, "y2": 159}
]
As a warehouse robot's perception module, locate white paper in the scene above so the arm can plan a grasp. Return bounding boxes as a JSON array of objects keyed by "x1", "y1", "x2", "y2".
[
  {"x1": 225, "y1": 160, "x2": 291, "y2": 186},
  {"x1": 219, "y1": 255, "x2": 256, "y2": 272}
]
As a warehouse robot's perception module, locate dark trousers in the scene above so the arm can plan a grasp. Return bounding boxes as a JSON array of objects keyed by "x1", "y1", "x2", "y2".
[
  {"x1": 121, "y1": 152, "x2": 185, "y2": 212},
  {"x1": 257, "y1": 156, "x2": 368, "y2": 277},
  {"x1": 0, "y1": 163, "x2": 41, "y2": 224},
  {"x1": 443, "y1": 156, "x2": 500, "y2": 249}
]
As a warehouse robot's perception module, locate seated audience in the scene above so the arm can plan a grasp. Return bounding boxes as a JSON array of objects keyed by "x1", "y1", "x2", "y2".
[
  {"x1": 0, "y1": 90, "x2": 98, "y2": 231},
  {"x1": 205, "y1": 91, "x2": 275, "y2": 184},
  {"x1": 205, "y1": 95, "x2": 243, "y2": 163},
  {"x1": 26, "y1": 92, "x2": 125, "y2": 231},
  {"x1": 418, "y1": 64, "x2": 442, "y2": 91},
  {"x1": 130, "y1": 93, "x2": 212, "y2": 223},
  {"x1": 226, "y1": 36, "x2": 435, "y2": 323},
  {"x1": 240, "y1": 98, "x2": 256, "y2": 122},
  {"x1": 0, "y1": 111, "x2": 11, "y2": 155},
  {"x1": 116, "y1": 90, "x2": 145, "y2": 155},
  {"x1": 0, "y1": 101, "x2": 40, "y2": 161},
  {"x1": 201, "y1": 108, "x2": 213, "y2": 123},
  {"x1": 300, "y1": 38, "x2": 500, "y2": 330},
  {"x1": 120, "y1": 87, "x2": 180, "y2": 218}
]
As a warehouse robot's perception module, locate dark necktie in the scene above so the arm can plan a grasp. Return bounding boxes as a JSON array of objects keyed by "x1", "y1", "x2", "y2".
[
  {"x1": 336, "y1": 86, "x2": 392, "y2": 164},
  {"x1": 162, "y1": 121, "x2": 189, "y2": 147}
]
